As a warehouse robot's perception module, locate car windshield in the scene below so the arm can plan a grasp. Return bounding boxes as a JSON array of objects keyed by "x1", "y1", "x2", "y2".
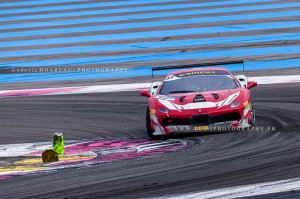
[{"x1": 160, "y1": 74, "x2": 239, "y2": 95}]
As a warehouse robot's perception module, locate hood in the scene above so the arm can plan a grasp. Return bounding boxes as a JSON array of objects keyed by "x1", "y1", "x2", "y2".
[{"x1": 155, "y1": 88, "x2": 243, "y2": 111}]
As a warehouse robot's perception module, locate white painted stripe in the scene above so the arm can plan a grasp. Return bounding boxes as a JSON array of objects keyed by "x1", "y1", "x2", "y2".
[
  {"x1": 0, "y1": 75, "x2": 299, "y2": 98},
  {"x1": 154, "y1": 178, "x2": 300, "y2": 199},
  {"x1": 0, "y1": 83, "x2": 152, "y2": 98},
  {"x1": 248, "y1": 75, "x2": 300, "y2": 84},
  {"x1": 0, "y1": 142, "x2": 52, "y2": 157}
]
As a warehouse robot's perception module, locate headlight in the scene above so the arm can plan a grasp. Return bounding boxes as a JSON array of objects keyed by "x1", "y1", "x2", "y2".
[
  {"x1": 158, "y1": 107, "x2": 169, "y2": 113},
  {"x1": 231, "y1": 101, "x2": 241, "y2": 108}
]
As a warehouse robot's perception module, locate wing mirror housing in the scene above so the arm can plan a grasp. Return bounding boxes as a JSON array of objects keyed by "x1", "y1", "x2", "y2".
[
  {"x1": 235, "y1": 75, "x2": 247, "y2": 88},
  {"x1": 140, "y1": 89, "x2": 151, "y2": 98},
  {"x1": 150, "y1": 82, "x2": 162, "y2": 96},
  {"x1": 247, "y1": 81, "x2": 257, "y2": 89}
]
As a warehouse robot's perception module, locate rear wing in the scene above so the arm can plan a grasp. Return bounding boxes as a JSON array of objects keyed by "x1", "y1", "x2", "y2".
[{"x1": 151, "y1": 60, "x2": 244, "y2": 77}]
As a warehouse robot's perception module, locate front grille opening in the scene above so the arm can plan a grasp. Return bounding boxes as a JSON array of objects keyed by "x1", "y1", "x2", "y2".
[
  {"x1": 163, "y1": 113, "x2": 240, "y2": 126},
  {"x1": 163, "y1": 118, "x2": 189, "y2": 126},
  {"x1": 213, "y1": 112, "x2": 240, "y2": 123},
  {"x1": 192, "y1": 115, "x2": 210, "y2": 125}
]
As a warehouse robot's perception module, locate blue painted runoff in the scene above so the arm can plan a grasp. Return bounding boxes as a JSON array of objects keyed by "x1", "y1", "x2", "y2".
[
  {"x1": 2, "y1": 9, "x2": 300, "y2": 38},
  {"x1": 1, "y1": 32, "x2": 299, "y2": 58},
  {"x1": 0, "y1": 0, "x2": 184, "y2": 14},
  {"x1": 0, "y1": 0, "x2": 281, "y2": 22},
  {"x1": 0, "y1": 0, "x2": 85, "y2": 8},
  {"x1": 1, "y1": 20, "x2": 299, "y2": 48},
  {"x1": 1, "y1": 1, "x2": 297, "y2": 30},
  {"x1": 1, "y1": 45, "x2": 300, "y2": 68}
]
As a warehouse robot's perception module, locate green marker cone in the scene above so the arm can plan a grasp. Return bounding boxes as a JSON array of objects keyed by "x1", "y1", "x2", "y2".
[{"x1": 52, "y1": 132, "x2": 64, "y2": 155}]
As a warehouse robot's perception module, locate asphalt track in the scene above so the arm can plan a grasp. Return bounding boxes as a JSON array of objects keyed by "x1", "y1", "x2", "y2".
[
  {"x1": 0, "y1": 81, "x2": 299, "y2": 199},
  {"x1": 1, "y1": 0, "x2": 300, "y2": 198}
]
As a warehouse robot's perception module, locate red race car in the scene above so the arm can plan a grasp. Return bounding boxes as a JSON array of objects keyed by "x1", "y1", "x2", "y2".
[{"x1": 140, "y1": 67, "x2": 257, "y2": 138}]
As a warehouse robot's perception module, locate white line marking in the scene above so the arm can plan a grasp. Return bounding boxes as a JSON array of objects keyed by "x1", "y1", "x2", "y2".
[
  {"x1": 0, "y1": 142, "x2": 52, "y2": 157},
  {"x1": 154, "y1": 178, "x2": 300, "y2": 199},
  {"x1": 248, "y1": 75, "x2": 300, "y2": 84},
  {"x1": 0, "y1": 75, "x2": 299, "y2": 98}
]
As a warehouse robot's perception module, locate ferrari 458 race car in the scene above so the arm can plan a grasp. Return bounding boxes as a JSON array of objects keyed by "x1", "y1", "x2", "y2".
[{"x1": 140, "y1": 67, "x2": 257, "y2": 138}]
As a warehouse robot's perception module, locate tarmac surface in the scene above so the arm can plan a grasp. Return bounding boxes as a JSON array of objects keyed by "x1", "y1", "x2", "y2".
[
  {"x1": 1, "y1": 0, "x2": 300, "y2": 198},
  {"x1": 0, "y1": 76, "x2": 299, "y2": 199}
]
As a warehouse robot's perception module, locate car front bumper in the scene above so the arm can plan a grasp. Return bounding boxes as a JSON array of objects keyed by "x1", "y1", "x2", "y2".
[{"x1": 150, "y1": 107, "x2": 254, "y2": 135}]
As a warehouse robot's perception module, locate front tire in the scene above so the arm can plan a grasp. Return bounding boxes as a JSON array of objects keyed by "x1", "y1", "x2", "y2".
[
  {"x1": 146, "y1": 106, "x2": 155, "y2": 138},
  {"x1": 146, "y1": 107, "x2": 163, "y2": 139}
]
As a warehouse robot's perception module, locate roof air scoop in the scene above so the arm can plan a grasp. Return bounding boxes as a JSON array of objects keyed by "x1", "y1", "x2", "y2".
[{"x1": 193, "y1": 95, "x2": 206, "y2": 102}]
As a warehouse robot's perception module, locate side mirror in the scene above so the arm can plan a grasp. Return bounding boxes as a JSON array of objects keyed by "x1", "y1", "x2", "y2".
[
  {"x1": 140, "y1": 89, "x2": 151, "y2": 98},
  {"x1": 247, "y1": 81, "x2": 257, "y2": 89},
  {"x1": 150, "y1": 82, "x2": 162, "y2": 96},
  {"x1": 235, "y1": 75, "x2": 248, "y2": 88}
]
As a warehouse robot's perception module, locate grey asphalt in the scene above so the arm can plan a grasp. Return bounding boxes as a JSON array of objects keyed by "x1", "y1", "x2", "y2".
[
  {"x1": 0, "y1": 80, "x2": 299, "y2": 199},
  {"x1": 1, "y1": 0, "x2": 299, "y2": 197}
]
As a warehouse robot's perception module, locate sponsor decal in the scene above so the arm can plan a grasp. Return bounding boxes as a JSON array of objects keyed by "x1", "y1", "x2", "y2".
[
  {"x1": 213, "y1": 121, "x2": 236, "y2": 125},
  {"x1": 177, "y1": 71, "x2": 216, "y2": 77},
  {"x1": 175, "y1": 70, "x2": 229, "y2": 78},
  {"x1": 168, "y1": 125, "x2": 191, "y2": 131}
]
